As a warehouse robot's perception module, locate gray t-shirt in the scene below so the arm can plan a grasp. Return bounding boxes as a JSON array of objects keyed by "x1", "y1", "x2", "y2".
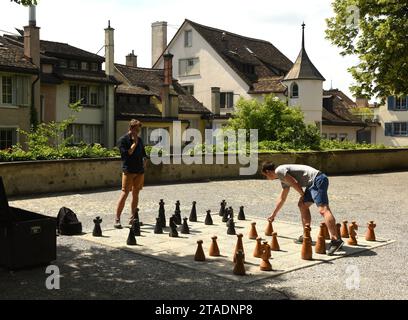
[{"x1": 275, "y1": 164, "x2": 321, "y2": 189}]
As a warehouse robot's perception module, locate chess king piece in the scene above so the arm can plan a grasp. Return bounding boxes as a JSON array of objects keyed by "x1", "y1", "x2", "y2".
[
  {"x1": 322, "y1": 222, "x2": 330, "y2": 240},
  {"x1": 92, "y1": 216, "x2": 103, "y2": 237},
  {"x1": 301, "y1": 234, "x2": 313, "y2": 260},
  {"x1": 194, "y1": 240, "x2": 205, "y2": 261},
  {"x1": 189, "y1": 201, "x2": 197, "y2": 222},
  {"x1": 174, "y1": 201, "x2": 182, "y2": 225},
  {"x1": 249, "y1": 222, "x2": 258, "y2": 240},
  {"x1": 233, "y1": 250, "x2": 246, "y2": 276},
  {"x1": 227, "y1": 219, "x2": 236, "y2": 235},
  {"x1": 238, "y1": 206, "x2": 246, "y2": 220},
  {"x1": 126, "y1": 227, "x2": 137, "y2": 245},
  {"x1": 222, "y1": 207, "x2": 230, "y2": 223},
  {"x1": 259, "y1": 242, "x2": 272, "y2": 271},
  {"x1": 169, "y1": 215, "x2": 179, "y2": 238},
  {"x1": 132, "y1": 219, "x2": 141, "y2": 237},
  {"x1": 219, "y1": 200, "x2": 226, "y2": 217},
  {"x1": 253, "y1": 237, "x2": 263, "y2": 258},
  {"x1": 158, "y1": 199, "x2": 166, "y2": 228},
  {"x1": 154, "y1": 217, "x2": 163, "y2": 234},
  {"x1": 315, "y1": 235, "x2": 326, "y2": 254},
  {"x1": 233, "y1": 233, "x2": 245, "y2": 263},
  {"x1": 180, "y1": 217, "x2": 190, "y2": 234},
  {"x1": 341, "y1": 220, "x2": 349, "y2": 238},
  {"x1": 365, "y1": 221, "x2": 376, "y2": 241},
  {"x1": 270, "y1": 232, "x2": 280, "y2": 251},
  {"x1": 209, "y1": 236, "x2": 220, "y2": 256},
  {"x1": 347, "y1": 221, "x2": 358, "y2": 245},
  {"x1": 336, "y1": 223, "x2": 342, "y2": 241},
  {"x1": 205, "y1": 210, "x2": 213, "y2": 225},
  {"x1": 265, "y1": 220, "x2": 273, "y2": 236}
]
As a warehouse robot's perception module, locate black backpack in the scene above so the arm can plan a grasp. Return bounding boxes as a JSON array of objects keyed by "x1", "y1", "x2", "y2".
[{"x1": 57, "y1": 207, "x2": 82, "y2": 235}]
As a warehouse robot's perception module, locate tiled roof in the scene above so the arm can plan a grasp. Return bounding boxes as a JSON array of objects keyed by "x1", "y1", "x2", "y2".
[
  {"x1": 284, "y1": 47, "x2": 325, "y2": 81},
  {"x1": 0, "y1": 35, "x2": 38, "y2": 73},
  {"x1": 248, "y1": 76, "x2": 287, "y2": 94},
  {"x1": 57, "y1": 69, "x2": 119, "y2": 84}
]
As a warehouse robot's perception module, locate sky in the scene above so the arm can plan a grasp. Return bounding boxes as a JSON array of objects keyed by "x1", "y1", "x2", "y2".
[{"x1": 0, "y1": 0, "x2": 360, "y2": 99}]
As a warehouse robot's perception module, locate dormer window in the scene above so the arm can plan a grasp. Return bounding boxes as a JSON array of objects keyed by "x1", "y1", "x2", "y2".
[
  {"x1": 81, "y1": 62, "x2": 89, "y2": 71},
  {"x1": 291, "y1": 82, "x2": 299, "y2": 98},
  {"x1": 91, "y1": 63, "x2": 99, "y2": 72},
  {"x1": 242, "y1": 63, "x2": 255, "y2": 74}
]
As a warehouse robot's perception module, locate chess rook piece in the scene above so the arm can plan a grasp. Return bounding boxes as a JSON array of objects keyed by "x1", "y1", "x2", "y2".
[
  {"x1": 301, "y1": 235, "x2": 313, "y2": 260},
  {"x1": 209, "y1": 236, "x2": 220, "y2": 256},
  {"x1": 265, "y1": 220, "x2": 273, "y2": 236},
  {"x1": 219, "y1": 200, "x2": 226, "y2": 217},
  {"x1": 169, "y1": 215, "x2": 179, "y2": 238},
  {"x1": 249, "y1": 222, "x2": 258, "y2": 240},
  {"x1": 205, "y1": 210, "x2": 213, "y2": 225},
  {"x1": 238, "y1": 206, "x2": 246, "y2": 220},
  {"x1": 126, "y1": 227, "x2": 137, "y2": 246},
  {"x1": 233, "y1": 233, "x2": 245, "y2": 263},
  {"x1": 260, "y1": 242, "x2": 272, "y2": 271},
  {"x1": 270, "y1": 232, "x2": 280, "y2": 251},
  {"x1": 194, "y1": 240, "x2": 205, "y2": 261},
  {"x1": 233, "y1": 250, "x2": 246, "y2": 276},
  {"x1": 322, "y1": 222, "x2": 330, "y2": 240},
  {"x1": 132, "y1": 219, "x2": 141, "y2": 236},
  {"x1": 227, "y1": 219, "x2": 236, "y2": 235},
  {"x1": 154, "y1": 217, "x2": 163, "y2": 234},
  {"x1": 365, "y1": 221, "x2": 376, "y2": 241},
  {"x1": 222, "y1": 207, "x2": 229, "y2": 223},
  {"x1": 158, "y1": 199, "x2": 166, "y2": 228},
  {"x1": 253, "y1": 237, "x2": 263, "y2": 258},
  {"x1": 347, "y1": 221, "x2": 358, "y2": 245},
  {"x1": 174, "y1": 201, "x2": 182, "y2": 225},
  {"x1": 341, "y1": 220, "x2": 349, "y2": 238},
  {"x1": 336, "y1": 223, "x2": 342, "y2": 240},
  {"x1": 189, "y1": 201, "x2": 197, "y2": 222},
  {"x1": 315, "y1": 235, "x2": 326, "y2": 254},
  {"x1": 92, "y1": 216, "x2": 103, "y2": 237},
  {"x1": 180, "y1": 217, "x2": 190, "y2": 234}
]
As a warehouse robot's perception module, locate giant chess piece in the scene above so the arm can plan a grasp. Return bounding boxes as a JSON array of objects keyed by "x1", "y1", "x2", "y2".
[
  {"x1": 158, "y1": 199, "x2": 166, "y2": 228},
  {"x1": 365, "y1": 221, "x2": 376, "y2": 241},
  {"x1": 303, "y1": 224, "x2": 312, "y2": 242},
  {"x1": 228, "y1": 207, "x2": 234, "y2": 221},
  {"x1": 249, "y1": 222, "x2": 258, "y2": 240},
  {"x1": 134, "y1": 208, "x2": 143, "y2": 226},
  {"x1": 219, "y1": 200, "x2": 226, "y2": 217},
  {"x1": 92, "y1": 216, "x2": 103, "y2": 237},
  {"x1": 336, "y1": 223, "x2": 342, "y2": 241},
  {"x1": 322, "y1": 222, "x2": 330, "y2": 240},
  {"x1": 259, "y1": 242, "x2": 272, "y2": 271},
  {"x1": 233, "y1": 233, "x2": 245, "y2": 263},
  {"x1": 154, "y1": 217, "x2": 163, "y2": 234},
  {"x1": 270, "y1": 232, "x2": 280, "y2": 251},
  {"x1": 233, "y1": 250, "x2": 246, "y2": 276},
  {"x1": 318, "y1": 223, "x2": 326, "y2": 240},
  {"x1": 209, "y1": 236, "x2": 220, "y2": 256},
  {"x1": 341, "y1": 220, "x2": 349, "y2": 238},
  {"x1": 205, "y1": 210, "x2": 213, "y2": 225},
  {"x1": 194, "y1": 240, "x2": 205, "y2": 261},
  {"x1": 226, "y1": 217, "x2": 233, "y2": 228},
  {"x1": 126, "y1": 227, "x2": 137, "y2": 246},
  {"x1": 301, "y1": 234, "x2": 313, "y2": 260},
  {"x1": 174, "y1": 200, "x2": 182, "y2": 225},
  {"x1": 181, "y1": 217, "x2": 190, "y2": 234},
  {"x1": 169, "y1": 215, "x2": 179, "y2": 238},
  {"x1": 222, "y1": 207, "x2": 230, "y2": 223},
  {"x1": 347, "y1": 221, "x2": 358, "y2": 245},
  {"x1": 227, "y1": 219, "x2": 236, "y2": 235},
  {"x1": 132, "y1": 219, "x2": 141, "y2": 237},
  {"x1": 253, "y1": 237, "x2": 263, "y2": 258},
  {"x1": 238, "y1": 206, "x2": 246, "y2": 220},
  {"x1": 315, "y1": 235, "x2": 326, "y2": 254},
  {"x1": 189, "y1": 201, "x2": 197, "y2": 222},
  {"x1": 265, "y1": 220, "x2": 273, "y2": 236}
]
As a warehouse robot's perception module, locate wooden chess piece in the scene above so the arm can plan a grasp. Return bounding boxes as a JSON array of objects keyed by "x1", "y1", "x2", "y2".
[
  {"x1": 219, "y1": 200, "x2": 226, "y2": 217},
  {"x1": 336, "y1": 223, "x2": 342, "y2": 240},
  {"x1": 204, "y1": 210, "x2": 213, "y2": 225},
  {"x1": 233, "y1": 250, "x2": 246, "y2": 276},
  {"x1": 347, "y1": 221, "x2": 358, "y2": 245},
  {"x1": 92, "y1": 216, "x2": 103, "y2": 237},
  {"x1": 126, "y1": 227, "x2": 137, "y2": 245},
  {"x1": 134, "y1": 208, "x2": 143, "y2": 226},
  {"x1": 227, "y1": 219, "x2": 236, "y2": 235},
  {"x1": 180, "y1": 217, "x2": 190, "y2": 234},
  {"x1": 301, "y1": 235, "x2": 313, "y2": 260},
  {"x1": 194, "y1": 240, "x2": 205, "y2": 261},
  {"x1": 189, "y1": 201, "x2": 197, "y2": 222},
  {"x1": 318, "y1": 223, "x2": 326, "y2": 239},
  {"x1": 303, "y1": 224, "x2": 312, "y2": 243},
  {"x1": 270, "y1": 232, "x2": 280, "y2": 251},
  {"x1": 222, "y1": 207, "x2": 229, "y2": 222},
  {"x1": 253, "y1": 237, "x2": 263, "y2": 258},
  {"x1": 132, "y1": 219, "x2": 141, "y2": 236},
  {"x1": 209, "y1": 236, "x2": 220, "y2": 256},
  {"x1": 341, "y1": 220, "x2": 349, "y2": 238},
  {"x1": 260, "y1": 242, "x2": 272, "y2": 271},
  {"x1": 315, "y1": 235, "x2": 326, "y2": 254},
  {"x1": 174, "y1": 200, "x2": 182, "y2": 225},
  {"x1": 238, "y1": 206, "x2": 246, "y2": 220},
  {"x1": 322, "y1": 222, "x2": 330, "y2": 240},
  {"x1": 169, "y1": 215, "x2": 179, "y2": 238},
  {"x1": 249, "y1": 222, "x2": 258, "y2": 240},
  {"x1": 154, "y1": 217, "x2": 163, "y2": 234},
  {"x1": 233, "y1": 233, "x2": 245, "y2": 263},
  {"x1": 228, "y1": 207, "x2": 234, "y2": 221},
  {"x1": 265, "y1": 220, "x2": 273, "y2": 236},
  {"x1": 158, "y1": 199, "x2": 166, "y2": 228},
  {"x1": 365, "y1": 221, "x2": 376, "y2": 241}
]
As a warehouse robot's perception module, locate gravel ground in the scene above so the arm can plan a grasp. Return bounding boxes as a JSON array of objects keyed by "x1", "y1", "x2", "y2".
[{"x1": 1, "y1": 171, "x2": 407, "y2": 300}]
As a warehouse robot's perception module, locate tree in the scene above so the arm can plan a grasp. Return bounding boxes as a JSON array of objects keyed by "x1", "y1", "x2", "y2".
[
  {"x1": 11, "y1": 0, "x2": 37, "y2": 5},
  {"x1": 326, "y1": 0, "x2": 408, "y2": 101}
]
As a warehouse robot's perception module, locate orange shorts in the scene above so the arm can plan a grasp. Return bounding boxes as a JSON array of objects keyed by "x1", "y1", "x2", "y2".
[{"x1": 121, "y1": 172, "x2": 144, "y2": 192}]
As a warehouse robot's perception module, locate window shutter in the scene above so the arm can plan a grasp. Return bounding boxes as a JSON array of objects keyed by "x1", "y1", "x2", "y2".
[
  {"x1": 387, "y1": 96, "x2": 395, "y2": 110},
  {"x1": 98, "y1": 87, "x2": 105, "y2": 106},
  {"x1": 384, "y1": 123, "x2": 392, "y2": 136}
]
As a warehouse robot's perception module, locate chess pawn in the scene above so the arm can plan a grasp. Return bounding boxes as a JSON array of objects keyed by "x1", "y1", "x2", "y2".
[
  {"x1": 132, "y1": 219, "x2": 141, "y2": 237},
  {"x1": 219, "y1": 200, "x2": 226, "y2": 217},
  {"x1": 259, "y1": 242, "x2": 272, "y2": 271},
  {"x1": 174, "y1": 201, "x2": 182, "y2": 225},
  {"x1": 347, "y1": 221, "x2": 358, "y2": 245},
  {"x1": 301, "y1": 236, "x2": 313, "y2": 260},
  {"x1": 318, "y1": 223, "x2": 326, "y2": 239},
  {"x1": 315, "y1": 235, "x2": 326, "y2": 254},
  {"x1": 322, "y1": 222, "x2": 330, "y2": 240},
  {"x1": 92, "y1": 216, "x2": 103, "y2": 237},
  {"x1": 341, "y1": 220, "x2": 349, "y2": 238},
  {"x1": 126, "y1": 227, "x2": 137, "y2": 246},
  {"x1": 189, "y1": 201, "x2": 197, "y2": 222},
  {"x1": 249, "y1": 222, "x2": 258, "y2": 240},
  {"x1": 336, "y1": 223, "x2": 342, "y2": 240},
  {"x1": 154, "y1": 217, "x2": 163, "y2": 234},
  {"x1": 265, "y1": 220, "x2": 273, "y2": 236},
  {"x1": 158, "y1": 199, "x2": 166, "y2": 228},
  {"x1": 205, "y1": 210, "x2": 213, "y2": 225},
  {"x1": 209, "y1": 236, "x2": 220, "y2": 256},
  {"x1": 227, "y1": 219, "x2": 236, "y2": 235},
  {"x1": 270, "y1": 232, "x2": 280, "y2": 251},
  {"x1": 365, "y1": 221, "x2": 376, "y2": 241},
  {"x1": 222, "y1": 207, "x2": 229, "y2": 223},
  {"x1": 169, "y1": 216, "x2": 179, "y2": 238},
  {"x1": 233, "y1": 233, "x2": 245, "y2": 263},
  {"x1": 180, "y1": 217, "x2": 190, "y2": 234},
  {"x1": 194, "y1": 240, "x2": 205, "y2": 261},
  {"x1": 233, "y1": 250, "x2": 246, "y2": 276},
  {"x1": 238, "y1": 206, "x2": 246, "y2": 220},
  {"x1": 253, "y1": 237, "x2": 263, "y2": 258}
]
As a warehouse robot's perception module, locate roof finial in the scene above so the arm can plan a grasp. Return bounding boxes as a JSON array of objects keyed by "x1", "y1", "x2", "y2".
[
  {"x1": 108, "y1": 20, "x2": 111, "y2": 28},
  {"x1": 301, "y1": 22, "x2": 305, "y2": 49}
]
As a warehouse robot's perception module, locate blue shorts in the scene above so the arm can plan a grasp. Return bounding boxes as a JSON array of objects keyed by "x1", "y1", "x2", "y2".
[{"x1": 303, "y1": 173, "x2": 329, "y2": 206}]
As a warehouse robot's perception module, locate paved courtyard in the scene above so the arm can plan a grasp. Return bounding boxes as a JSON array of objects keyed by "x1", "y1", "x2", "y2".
[{"x1": 1, "y1": 171, "x2": 408, "y2": 300}]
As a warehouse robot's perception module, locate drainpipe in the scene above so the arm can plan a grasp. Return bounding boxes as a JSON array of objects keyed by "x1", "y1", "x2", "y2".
[
  {"x1": 113, "y1": 84, "x2": 119, "y2": 145},
  {"x1": 30, "y1": 73, "x2": 40, "y2": 128}
]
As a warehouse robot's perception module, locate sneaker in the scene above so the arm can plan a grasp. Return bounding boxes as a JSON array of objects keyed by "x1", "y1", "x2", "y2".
[
  {"x1": 327, "y1": 238, "x2": 344, "y2": 256},
  {"x1": 114, "y1": 219, "x2": 122, "y2": 229},
  {"x1": 294, "y1": 235, "x2": 303, "y2": 244}
]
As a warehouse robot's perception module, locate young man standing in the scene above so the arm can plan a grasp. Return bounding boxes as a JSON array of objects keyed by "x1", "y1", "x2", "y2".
[
  {"x1": 261, "y1": 162, "x2": 344, "y2": 255},
  {"x1": 114, "y1": 119, "x2": 148, "y2": 228}
]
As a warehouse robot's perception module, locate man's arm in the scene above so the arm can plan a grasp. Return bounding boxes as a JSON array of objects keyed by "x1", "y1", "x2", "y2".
[
  {"x1": 281, "y1": 174, "x2": 304, "y2": 197},
  {"x1": 268, "y1": 187, "x2": 290, "y2": 222},
  {"x1": 128, "y1": 135, "x2": 138, "y2": 156}
]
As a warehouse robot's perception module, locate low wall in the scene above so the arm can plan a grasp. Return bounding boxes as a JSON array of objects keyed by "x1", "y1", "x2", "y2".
[{"x1": 1, "y1": 149, "x2": 407, "y2": 197}]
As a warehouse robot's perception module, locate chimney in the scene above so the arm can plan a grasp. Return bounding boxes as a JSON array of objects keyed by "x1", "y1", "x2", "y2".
[
  {"x1": 356, "y1": 97, "x2": 369, "y2": 108},
  {"x1": 163, "y1": 53, "x2": 173, "y2": 86},
  {"x1": 211, "y1": 87, "x2": 220, "y2": 116},
  {"x1": 24, "y1": 5, "x2": 40, "y2": 67},
  {"x1": 104, "y1": 20, "x2": 115, "y2": 76},
  {"x1": 126, "y1": 50, "x2": 137, "y2": 67},
  {"x1": 161, "y1": 53, "x2": 175, "y2": 118},
  {"x1": 151, "y1": 21, "x2": 167, "y2": 67}
]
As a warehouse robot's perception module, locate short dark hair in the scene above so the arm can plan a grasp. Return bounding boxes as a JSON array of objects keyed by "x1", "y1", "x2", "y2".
[
  {"x1": 129, "y1": 119, "x2": 142, "y2": 129},
  {"x1": 261, "y1": 161, "x2": 275, "y2": 173}
]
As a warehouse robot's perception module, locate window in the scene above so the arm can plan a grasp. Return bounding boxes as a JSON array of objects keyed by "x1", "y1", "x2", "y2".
[
  {"x1": 329, "y1": 133, "x2": 337, "y2": 141},
  {"x1": 59, "y1": 60, "x2": 68, "y2": 68},
  {"x1": 242, "y1": 64, "x2": 255, "y2": 74},
  {"x1": 0, "y1": 75, "x2": 30, "y2": 106},
  {"x1": 395, "y1": 97, "x2": 408, "y2": 110},
  {"x1": 220, "y1": 92, "x2": 234, "y2": 109},
  {"x1": 91, "y1": 63, "x2": 99, "y2": 72},
  {"x1": 184, "y1": 30, "x2": 192, "y2": 47},
  {"x1": 339, "y1": 133, "x2": 348, "y2": 141},
  {"x1": 1, "y1": 76, "x2": 12, "y2": 104},
  {"x1": 393, "y1": 122, "x2": 408, "y2": 136},
  {"x1": 65, "y1": 124, "x2": 102, "y2": 145},
  {"x1": 90, "y1": 86, "x2": 98, "y2": 106},
  {"x1": 69, "y1": 85, "x2": 78, "y2": 104},
  {"x1": 291, "y1": 82, "x2": 299, "y2": 98},
  {"x1": 70, "y1": 60, "x2": 79, "y2": 70},
  {"x1": 179, "y1": 58, "x2": 200, "y2": 76},
  {"x1": 0, "y1": 127, "x2": 17, "y2": 150},
  {"x1": 80, "y1": 86, "x2": 89, "y2": 105},
  {"x1": 81, "y1": 62, "x2": 89, "y2": 71},
  {"x1": 181, "y1": 85, "x2": 194, "y2": 95}
]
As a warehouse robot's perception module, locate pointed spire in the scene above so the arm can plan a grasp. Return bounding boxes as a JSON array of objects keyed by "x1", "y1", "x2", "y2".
[{"x1": 301, "y1": 22, "x2": 305, "y2": 49}]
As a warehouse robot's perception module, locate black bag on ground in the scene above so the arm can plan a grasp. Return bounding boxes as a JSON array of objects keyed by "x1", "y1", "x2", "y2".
[{"x1": 57, "y1": 207, "x2": 82, "y2": 235}]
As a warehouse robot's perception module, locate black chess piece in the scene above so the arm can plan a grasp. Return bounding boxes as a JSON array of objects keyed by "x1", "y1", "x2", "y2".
[
  {"x1": 227, "y1": 219, "x2": 236, "y2": 235},
  {"x1": 228, "y1": 207, "x2": 234, "y2": 220},
  {"x1": 169, "y1": 215, "x2": 179, "y2": 237},
  {"x1": 132, "y1": 219, "x2": 141, "y2": 236},
  {"x1": 154, "y1": 217, "x2": 163, "y2": 234},
  {"x1": 222, "y1": 207, "x2": 230, "y2": 223},
  {"x1": 181, "y1": 217, "x2": 190, "y2": 234},
  {"x1": 219, "y1": 200, "x2": 226, "y2": 217},
  {"x1": 205, "y1": 210, "x2": 213, "y2": 225},
  {"x1": 189, "y1": 201, "x2": 197, "y2": 222},
  {"x1": 238, "y1": 206, "x2": 246, "y2": 220},
  {"x1": 92, "y1": 216, "x2": 103, "y2": 237},
  {"x1": 158, "y1": 199, "x2": 166, "y2": 228},
  {"x1": 174, "y1": 201, "x2": 182, "y2": 225},
  {"x1": 134, "y1": 208, "x2": 143, "y2": 226},
  {"x1": 226, "y1": 217, "x2": 234, "y2": 228},
  {"x1": 127, "y1": 227, "x2": 137, "y2": 245}
]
